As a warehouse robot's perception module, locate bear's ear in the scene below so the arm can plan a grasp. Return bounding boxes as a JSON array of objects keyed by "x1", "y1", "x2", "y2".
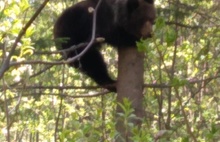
[
  {"x1": 127, "y1": 0, "x2": 139, "y2": 13},
  {"x1": 144, "y1": 0, "x2": 154, "y2": 4}
]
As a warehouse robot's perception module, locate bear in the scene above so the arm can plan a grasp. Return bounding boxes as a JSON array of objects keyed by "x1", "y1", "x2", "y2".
[{"x1": 54, "y1": 0, "x2": 156, "y2": 92}]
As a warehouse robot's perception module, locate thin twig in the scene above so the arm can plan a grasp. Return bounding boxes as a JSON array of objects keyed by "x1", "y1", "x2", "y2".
[
  {"x1": 0, "y1": 0, "x2": 50, "y2": 79},
  {"x1": 66, "y1": 0, "x2": 102, "y2": 63},
  {"x1": 7, "y1": 0, "x2": 104, "y2": 71}
]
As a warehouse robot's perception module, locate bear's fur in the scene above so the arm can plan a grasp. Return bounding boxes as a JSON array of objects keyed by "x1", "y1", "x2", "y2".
[{"x1": 54, "y1": 0, "x2": 156, "y2": 92}]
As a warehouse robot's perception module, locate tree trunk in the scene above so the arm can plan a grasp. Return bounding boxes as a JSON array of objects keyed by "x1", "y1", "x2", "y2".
[{"x1": 116, "y1": 47, "x2": 144, "y2": 142}]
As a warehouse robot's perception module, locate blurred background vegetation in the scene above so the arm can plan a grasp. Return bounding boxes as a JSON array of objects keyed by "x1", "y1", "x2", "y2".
[{"x1": 0, "y1": 0, "x2": 220, "y2": 141}]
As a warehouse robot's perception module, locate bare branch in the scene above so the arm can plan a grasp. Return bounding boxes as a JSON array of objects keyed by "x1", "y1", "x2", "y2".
[
  {"x1": 8, "y1": 64, "x2": 54, "y2": 88},
  {"x1": 166, "y1": 21, "x2": 200, "y2": 29},
  {"x1": 34, "y1": 37, "x2": 104, "y2": 55},
  {"x1": 10, "y1": 60, "x2": 65, "y2": 66},
  {"x1": 2, "y1": 73, "x2": 220, "y2": 91},
  {"x1": 6, "y1": 91, "x2": 111, "y2": 101},
  {"x1": 66, "y1": 0, "x2": 102, "y2": 63},
  {"x1": 34, "y1": 42, "x2": 88, "y2": 55}
]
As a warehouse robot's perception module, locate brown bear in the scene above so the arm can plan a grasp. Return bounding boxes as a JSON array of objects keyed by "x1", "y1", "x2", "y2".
[{"x1": 54, "y1": 0, "x2": 156, "y2": 92}]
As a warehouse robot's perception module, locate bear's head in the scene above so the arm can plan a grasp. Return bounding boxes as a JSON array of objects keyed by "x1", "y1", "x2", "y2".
[{"x1": 113, "y1": 0, "x2": 156, "y2": 38}]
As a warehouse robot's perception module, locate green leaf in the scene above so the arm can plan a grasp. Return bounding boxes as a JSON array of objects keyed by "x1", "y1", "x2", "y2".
[
  {"x1": 165, "y1": 28, "x2": 177, "y2": 46},
  {"x1": 136, "y1": 39, "x2": 148, "y2": 52},
  {"x1": 155, "y1": 17, "x2": 166, "y2": 30},
  {"x1": 171, "y1": 77, "x2": 187, "y2": 87},
  {"x1": 20, "y1": 0, "x2": 30, "y2": 11}
]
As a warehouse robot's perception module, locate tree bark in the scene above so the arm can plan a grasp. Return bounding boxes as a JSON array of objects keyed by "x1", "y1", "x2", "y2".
[{"x1": 116, "y1": 47, "x2": 144, "y2": 141}]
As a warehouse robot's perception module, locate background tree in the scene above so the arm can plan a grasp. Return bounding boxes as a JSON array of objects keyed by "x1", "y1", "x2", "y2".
[{"x1": 0, "y1": 0, "x2": 220, "y2": 141}]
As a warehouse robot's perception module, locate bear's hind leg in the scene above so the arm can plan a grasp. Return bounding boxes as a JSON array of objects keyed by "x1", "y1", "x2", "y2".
[{"x1": 70, "y1": 47, "x2": 116, "y2": 92}]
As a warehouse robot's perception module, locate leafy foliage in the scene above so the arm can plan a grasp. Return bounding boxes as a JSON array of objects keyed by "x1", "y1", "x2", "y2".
[{"x1": 0, "y1": 0, "x2": 220, "y2": 141}]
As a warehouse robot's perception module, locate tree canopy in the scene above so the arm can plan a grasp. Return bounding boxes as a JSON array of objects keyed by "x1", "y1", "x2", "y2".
[{"x1": 0, "y1": 0, "x2": 220, "y2": 141}]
